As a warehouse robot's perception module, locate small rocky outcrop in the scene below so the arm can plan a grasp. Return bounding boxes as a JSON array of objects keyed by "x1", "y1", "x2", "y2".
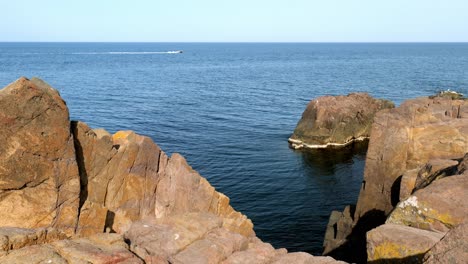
[
  {"x1": 323, "y1": 95, "x2": 467, "y2": 263},
  {"x1": 288, "y1": 93, "x2": 394, "y2": 149},
  {"x1": 0, "y1": 77, "x2": 344, "y2": 263}
]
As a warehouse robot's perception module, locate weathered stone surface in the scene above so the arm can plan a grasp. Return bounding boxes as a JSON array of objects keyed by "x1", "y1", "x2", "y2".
[
  {"x1": 0, "y1": 245, "x2": 67, "y2": 264},
  {"x1": 367, "y1": 224, "x2": 444, "y2": 263},
  {"x1": 75, "y1": 200, "x2": 108, "y2": 237},
  {"x1": 0, "y1": 227, "x2": 66, "y2": 256},
  {"x1": 170, "y1": 228, "x2": 248, "y2": 264},
  {"x1": 155, "y1": 153, "x2": 253, "y2": 236},
  {"x1": 413, "y1": 159, "x2": 459, "y2": 191},
  {"x1": 399, "y1": 159, "x2": 459, "y2": 201},
  {"x1": 387, "y1": 174, "x2": 468, "y2": 233},
  {"x1": 322, "y1": 206, "x2": 354, "y2": 255},
  {"x1": 0, "y1": 233, "x2": 142, "y2": 264},
  {"x1": 272, "y1": 252, "x2": 347, "y2": 264},
  {"x1": 456, "y1": 153, "x2": 468, "y2": 174},
  {"x1": 399, "y1": 169, "x2": 419, "y2": 201},
  {"x1": 0, "y1": 77, "x2": 80, "y2": 235},
  {"x1": 124, "y1": 213, "x2": 223, "y2": 261},
  {"x1": 289, "y1": 93, "x2": 394, "y2": 149},
  {"x1": 423, "y1": 223, "x2": 468, "y2": 264},
  {"x1": 51, "y1": 234, "x2": 142, "y2": 264},
  {"x1": 355, "y1": 96, "x2": 467, "y2": 220},
  {"x1": 222, "y1": 237, "x2": 286, "y2": 264},
  {"x1": 72, "y1": 123, "x2": 166, "y2": 234}
]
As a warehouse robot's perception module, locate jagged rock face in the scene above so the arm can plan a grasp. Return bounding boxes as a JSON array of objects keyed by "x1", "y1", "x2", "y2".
[
  {"x1": 0, "y1": 78, "x2": 345, "y2": 263},
  {"x1": 0, "y1": 77, "x2": 80, "y2": 235},
  {"x1": 72, "y1": 122, "x2": 167, "y2": 235},
  {"x1": 289, "y1": 93, "x2": 394, "y2": 149},
  {"x1": 323, "y1": 96, "x2": 467, "y2": 263},
  {"x1": 423, "y1": 223, "x2": 468, "y2": 264},
  {"x1": 73, "y1": 121, "x2": 254, "y2": 236},
  {"x1": 366, "y1": 224, "x2": 444, "y2": 263},
  {"x1": 355, "y1": 96, "x2": 468, "y2": 220}
]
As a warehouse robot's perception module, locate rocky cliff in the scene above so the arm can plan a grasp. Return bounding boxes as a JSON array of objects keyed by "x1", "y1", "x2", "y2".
[
  {"x1": 0, "y1": 77, "x2": 345, "y2": 264},
  {"x1": 323, "y1": 95, "x2": 467, "y2": 263},
  {"x1": 289, "y1": 93, "x2": 394, "y2": 149}
]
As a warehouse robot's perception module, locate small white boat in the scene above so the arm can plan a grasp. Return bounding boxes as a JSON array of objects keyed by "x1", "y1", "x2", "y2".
[{"x1": 167, "y1": 50, "x2": 183, "y2": 54}]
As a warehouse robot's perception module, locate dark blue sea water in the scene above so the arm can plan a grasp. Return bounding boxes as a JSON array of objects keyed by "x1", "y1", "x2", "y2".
[{"x1": 1, "y1": 43, "x2": 467, "y2": 254}]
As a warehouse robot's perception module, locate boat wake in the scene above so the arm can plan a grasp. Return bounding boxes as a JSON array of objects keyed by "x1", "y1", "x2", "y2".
[{"x1": 72, "y1": 51, "x2": 183, "y2": 55}]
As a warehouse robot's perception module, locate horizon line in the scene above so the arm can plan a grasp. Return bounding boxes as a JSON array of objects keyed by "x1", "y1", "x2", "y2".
[{"x1": 1, "y1": 41, "x2": 468, "y2": 44}]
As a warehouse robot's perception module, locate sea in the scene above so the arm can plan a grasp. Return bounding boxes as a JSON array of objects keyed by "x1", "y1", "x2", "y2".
[{"x1": 1, "y1": 42, "x2": 467, "y2": 255}]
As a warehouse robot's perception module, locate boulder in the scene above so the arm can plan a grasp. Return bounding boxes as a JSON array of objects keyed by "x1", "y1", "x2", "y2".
[
  {"x1": 366, "y1": 224, "x2": 444, "y2": 263},
  {"x1": 289, "y1": 93, "x2": 394, "y2": 149},
  {"x1": 0, "y1": 77, "x2": 80, "y2": 235},
  {"x1": 423, "y1": 223, "x2": 468, "y2": 264},
  {"x1": 387, "y1": 174, "x2": 468, "y2": 233}
]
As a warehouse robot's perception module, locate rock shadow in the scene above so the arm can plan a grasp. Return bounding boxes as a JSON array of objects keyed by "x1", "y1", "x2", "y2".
[
  {"x1": 300, "y1": 140, "x2": 369, "y2": 176},
  {"x1": 326, "y1": 209, "x2": 387, "y2": 264},
  {"x1": 70, "y1": 121, "x2": 88, "y2": 216}
]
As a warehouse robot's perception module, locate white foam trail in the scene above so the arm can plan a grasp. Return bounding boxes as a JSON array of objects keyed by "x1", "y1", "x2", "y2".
[{"x1": 71, "y1": 51, "x2": 182, "y2": 55}]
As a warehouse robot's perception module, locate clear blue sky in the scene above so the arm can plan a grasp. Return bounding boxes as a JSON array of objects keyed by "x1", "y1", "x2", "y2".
[{"x1": 2, "y1": 0, "x2": 467, "y2": 42}]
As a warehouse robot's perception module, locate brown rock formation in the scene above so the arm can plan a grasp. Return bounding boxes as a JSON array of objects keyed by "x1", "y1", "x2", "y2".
[
  {"x1": 72, "y1": 121, "x2": 254, "y2": 236},
  {"x1": 1, "y1": 77, "x2": 344, "y2": 263},
  {"x1": 0, "y1": 77, "x2": 80, "y2": 235},
  {"x1": 288, "y1": 93, "x2": 394, "y2": 149},
  {"x1": 355, "y1": 96, "x2": 467, "y2": 220},
  {"x1": 323, "y1": 96, "x2": 467, "y2": 262}
]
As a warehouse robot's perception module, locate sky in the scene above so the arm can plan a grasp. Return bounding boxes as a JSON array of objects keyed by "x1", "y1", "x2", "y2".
[{"x1": 1, "y1": 0, "x2": 467, "y2": 42}]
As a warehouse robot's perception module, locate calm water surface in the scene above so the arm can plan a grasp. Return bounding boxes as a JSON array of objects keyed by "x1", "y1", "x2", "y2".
[{"x1": 1, "y1": 43, "x2": 467, "y2": 254}]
